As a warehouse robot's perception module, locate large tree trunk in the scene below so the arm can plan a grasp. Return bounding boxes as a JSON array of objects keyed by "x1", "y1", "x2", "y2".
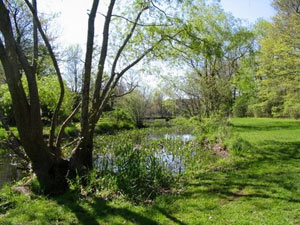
[
  {"x1": 0, "y1": 0, "x2": 163, "y2": 195},
  {"x1": 0, "y1": 0, "x2": 69, "y2": 194},
  {"x1": 70, "y1": 124, "x2": 96, "y2": 171}
]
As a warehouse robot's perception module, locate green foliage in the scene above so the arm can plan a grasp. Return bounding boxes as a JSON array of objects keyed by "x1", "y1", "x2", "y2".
[
  {"x1": 0, "y1": 75, "x2": 75, "y2": 124},
  {"x1": 37, "y1": 75, "x2": 75, "y2": 122},
  {"x1": 0, "y1": 186, "x2": 17, "y2": 214},
  {"x1": 95, "y1": 108, "x2": 134, "y2": 134},
  {"x1": 159, "y1": 1, "x2": 255, "y2": 117},
  {"x1": 194, "y1": 114, "x2": 230, "y2": 143},
  {"x1": 232, "y1": 95, "x2": 250, "y2": 117},
  {"x1": 250, "y1": 11, "x2": 300, "y2": 119},
  {"x1": 114, "y1": 144, "x2": 174, "y2": 203},
  {"x1": 283, "y1": 92, "x2": 300, "y2": 119},
  {"x1": 225, "y1": 135, "x2": 253, "y2": 156},
  {"x1": 248, "y1": 101, "x2": 271, "y2": 118},
  {"x1": 2, "y1": 118, "x2": 300, "y2": 224},
  {"x1": 64, "y1": 123, "x2": 79, "y2": 137},
  {"x1": 0, "y1": 85, "x2": 14, "y2": 124},
  {"x1": 68, "y1": 143, "x2": 176, "y2": 203},
  {"x1": 116, "y1": 90, "x2": 149, "y2": 128},
  {"x1": 170, "y1": 116, "x2": 196, "y2": 129},
  {"x1": 0, "y1": 127, "x2": 8, "y2": 141}
]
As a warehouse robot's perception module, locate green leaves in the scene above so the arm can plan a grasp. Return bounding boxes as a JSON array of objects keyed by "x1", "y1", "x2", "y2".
[{"x1": 252, "y1": 7, "x2": 300, "y2": 118}]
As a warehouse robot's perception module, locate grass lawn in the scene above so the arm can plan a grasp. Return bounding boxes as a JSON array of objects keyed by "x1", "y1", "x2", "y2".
[{"x1": 1, "y1": 117, "x2": 300, "y2": 224}]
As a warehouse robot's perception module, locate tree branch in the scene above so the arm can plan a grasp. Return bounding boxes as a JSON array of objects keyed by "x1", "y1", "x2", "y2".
[
  {"x1": 101, "y1": 13, "x2": 172, "y2": 27},
  {"x1": 80, "y1": 0, "x2": 100, "y2": 139},
  {"x1": 91, "y1": 0, "x2": 116, "y2": 122},
  {"x1": 0, "y1": 112, "x2": 29, "y2": 162},
  {"x1": 24, "y1": 0, "x2": 65, "y2": 148},
  {"x1": 32, "y1": 0, "x2": 38, "y2": 74},
  {"x1": 55, "y1": 102, "x2": 81, "y2": 153},
  {"x1": 110, "y1": 84, "x2": 137, "y2": 98}
]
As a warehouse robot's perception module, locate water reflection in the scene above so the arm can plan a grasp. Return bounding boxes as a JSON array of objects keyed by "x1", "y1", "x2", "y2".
[
  {"x1": 94, "y1": 133, "x2": 195, "y2": 174},
  {"x1": 0, "y1": 156, "x2": 23, "y2": 188},
  {"x1": 164, "y1": 134, "x2": 195, "y2": 142}
]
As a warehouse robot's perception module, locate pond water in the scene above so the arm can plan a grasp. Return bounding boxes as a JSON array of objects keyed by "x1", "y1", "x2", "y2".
[
  {"x1": 0, "y1": 134, "x2": 196, "y2": 187},
  {"x1": 0, "y1": 156, "x2": 24, "y2": 188},
  {"x1": 94, "y1": 133, "x2": 195, "y2": 174},
  {"x1": 164, "y1": 134, "x2": 195, "y2": 142}
]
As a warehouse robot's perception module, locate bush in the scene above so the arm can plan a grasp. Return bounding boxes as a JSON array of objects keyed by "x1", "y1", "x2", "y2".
[
  {"x1": 95, "y1": 121, "x2": 119, "y2": 134},
  {"x1": 64, "y1": 124, "x2": 79, "y2": 137},
  {"x1": 248, "y1": 102, "x2": 271, "y2": 117},
  {"x1": 271, "y1": 105, "x2": 283, "y2": 118},
  {"x1": 233, "y1": 95, "x2": 249, "y2": 117},
  {"x1": 194, "y1": 113, "x2": 230, "y2": 144},
  {"x1": 95, "y1": 108, "x2": 134, "y2": 134},
  {"x1": 171, "y1": 116, "x2": 195, "y2": 130},
  {"x1": 114, "y1": 144, "x2": 174, "y2": 202},
  {"x1": 0, "y1": 76, "x2": 75, "y2": 125},
  {"x1": 284, "y1": 101, "x2": 300, "y2": 119},
  {"x1": 0, "y1": 127, "x2": 8, "y2": 141},
  {"x1": 225, "y1": 135, "x2": 253, "y2": 156},
  {"x1": 68, "y1": 143, "x2": 174, "y2": 203}
]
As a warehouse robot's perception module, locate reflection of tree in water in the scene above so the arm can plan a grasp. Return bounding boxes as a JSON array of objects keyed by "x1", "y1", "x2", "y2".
[{"x1": 0, "y1": 158, "x2": 22, "y2": 188}]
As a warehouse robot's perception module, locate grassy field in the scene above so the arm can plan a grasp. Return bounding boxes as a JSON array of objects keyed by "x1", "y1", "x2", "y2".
[{"x1": 1, "y1": 117, "x2": 300, "y2": 224}]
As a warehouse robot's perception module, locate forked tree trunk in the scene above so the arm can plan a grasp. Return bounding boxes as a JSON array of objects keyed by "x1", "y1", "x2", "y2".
[
  {"x1": 0, "y1": 0, "x2": 165, "y2": 194},
  {"x1": 70, "y1": 128, "x2": 95, "y2": 171},
  {"x1": 0, "y1": 0, "x2": 70, "y2": 194}
]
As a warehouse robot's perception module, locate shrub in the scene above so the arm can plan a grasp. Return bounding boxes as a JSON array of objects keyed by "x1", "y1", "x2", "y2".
[
  {"x1": 248, "y1": 102, "x2": 271, "y2": 117},
  {"x1": 194, "y1": 113, "x2": 230, "y2": 144},
  {"x1": 233, "y1": 95, "x2": 249, "y2": 117},
  {"x1": 68, "y1": 143, "x2": 174, "y2": 203},
  {"x1": 284, "y1": 101, "x2": 300, "y2": 119},
  {"x1": 64, "y1": 124, "x2": 79, "y2": 137},
  {"x1": 0, "y1": 76, "x2": 75, "y2": 125},
  {"x1": 226, "y1": 135, "x2": 253, "y2": 156},
  {"x1": 113, "y1": 144, "x2": 174, "y2": 202},
  {"x1": 95, "y1": 109, "x2": 134, "y2": 134}
]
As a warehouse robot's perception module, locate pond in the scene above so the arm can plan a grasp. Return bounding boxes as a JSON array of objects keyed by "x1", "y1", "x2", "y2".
[
  {"x1": 0, "y1": 133, "x2": 196, "y2": 187},
  {"x1": 0, "y1": 156, "x2": 24, "y2": 188},
  {"x1": 94, "y1": 133, "x2": 195, "y2": 174}
]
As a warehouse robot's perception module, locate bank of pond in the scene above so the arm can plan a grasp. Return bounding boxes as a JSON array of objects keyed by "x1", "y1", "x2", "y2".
[{"x1": 1, "y1": 117, "x2": 300, "y2": 224}]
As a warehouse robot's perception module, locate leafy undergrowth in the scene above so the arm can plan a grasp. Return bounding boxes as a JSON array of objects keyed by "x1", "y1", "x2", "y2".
[{"x1": 1, "y1": 118, "x2": 300, "y2": 224}]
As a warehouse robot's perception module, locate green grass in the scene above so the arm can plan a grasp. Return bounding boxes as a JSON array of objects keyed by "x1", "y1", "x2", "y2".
[{"x1": 1, "y1": 117, "x2": 300, "y2": 224}]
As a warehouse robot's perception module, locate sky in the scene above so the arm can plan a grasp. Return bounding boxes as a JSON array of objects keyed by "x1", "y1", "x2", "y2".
[
  {"x1": 38, "y1": 0, "x2": 276, "y2": 47},
  {"x1": 221, "y1": 0, "x2": 275, "y2": 24},
  {"x1": 37, "y1": 0, "x2": 276, "y2": 88}
]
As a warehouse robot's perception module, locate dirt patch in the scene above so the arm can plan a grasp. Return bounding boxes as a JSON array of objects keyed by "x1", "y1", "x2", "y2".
[
  {"x1": 12, "y1": 185, "x2": 31, "y2": 196},
  {"x1": 230, "y1": 189, "x2": 249, "y2": 201},
  {"x1": 203, "y1": 139, "x2": 229, "y2": 158},
  {"x1": 212, "y1": 144, "x2": 229, "y2": 158}
]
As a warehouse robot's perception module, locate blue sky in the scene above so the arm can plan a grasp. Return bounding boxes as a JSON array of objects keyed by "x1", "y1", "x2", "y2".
[
  {"x1": 39, "y1": 0, "x2": 276, "y2": 47},
  {"x1": 221, "y1": 0, "x2": 275, "y2": 23},
  {"x1": 37, "y1": 0, "x2": 276, "y2": 88}
]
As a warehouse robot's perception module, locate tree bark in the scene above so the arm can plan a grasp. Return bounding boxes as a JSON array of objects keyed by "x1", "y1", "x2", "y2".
[{"x1": 0, "y1": 0, "x2": 69, "y2": 194}]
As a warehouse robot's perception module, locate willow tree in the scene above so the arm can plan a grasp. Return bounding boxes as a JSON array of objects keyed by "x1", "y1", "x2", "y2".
[
  {"x1": 160, "y1": 0, "x2": 254, "y2": 116},
  {"x1": 0, "y1": 0, "x2": 174, "y2": 194}
]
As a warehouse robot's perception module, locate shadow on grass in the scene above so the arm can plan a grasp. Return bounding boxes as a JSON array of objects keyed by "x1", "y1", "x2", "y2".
[
  {"x1": 55, "y1": 194, "x2": 160, "y2": 225},
  {"x1": 231, "y1": 120, "x2": 300, "y2": 133},
  {"x1": 185, "y1": 139, "x2": 300, "y2": 205},
  {"x1": 154, "y1": 206, "x2": 188, "y2": 225},
  {"x1": 52, "y1": 121, "x2": 300, "y2": 224}
]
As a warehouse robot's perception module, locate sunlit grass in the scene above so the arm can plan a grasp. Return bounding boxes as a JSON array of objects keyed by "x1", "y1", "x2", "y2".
[{"x1": 1, "y1": 117, "x2": 300, "y2": 224}]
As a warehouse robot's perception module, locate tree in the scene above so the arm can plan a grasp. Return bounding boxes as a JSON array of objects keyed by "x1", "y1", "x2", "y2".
[
  {"x1": 249, "y1": 1, "x2": 300, "y2": 118},
  {"x1": 117, "y1": 89, "x2": 150, "y2": 128},
  {"x1": 0, "y1": 0, "x2": 174, "y2": 193},
  {"x1": 64, "y1": 44, "x2": 83, "y2": 93},
  {"x1": 272, "y1": 0, "x2": 300, "y2": 15},
  {"x1": 161, "y1": 0, "x2": 254, "y2": 117}
]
